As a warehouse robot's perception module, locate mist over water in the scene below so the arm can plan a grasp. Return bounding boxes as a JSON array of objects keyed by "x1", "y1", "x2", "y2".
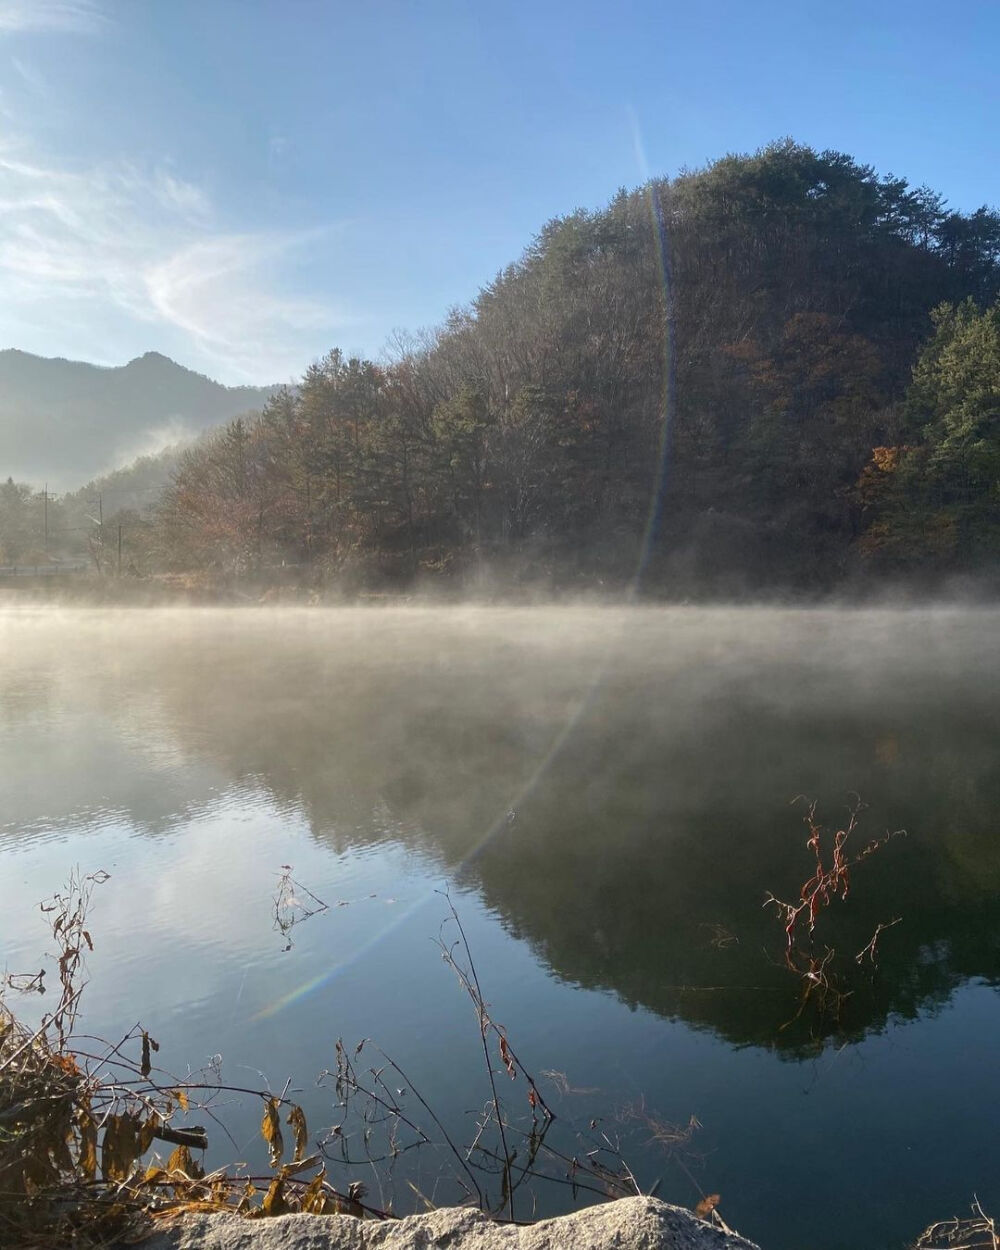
[{"x1": 2, "y1": 604, "x2": 1000, "y2": 1250}]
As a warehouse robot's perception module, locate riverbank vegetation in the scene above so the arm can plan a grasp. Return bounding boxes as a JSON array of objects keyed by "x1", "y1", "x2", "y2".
[
  {"x1": 1, "y1": 878, "x2": 657, "y2": 1245},
  {"x1": 0, "y1": 799, "x2": 980, "y2": 1247},
  {"x1": 3, "y1": 141, "x2": 999, "y2": 597}
]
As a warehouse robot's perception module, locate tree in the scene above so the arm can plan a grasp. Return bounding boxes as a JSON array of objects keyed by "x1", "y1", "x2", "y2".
[
  {"x1": 159, "y1": 416, "x2": 282, "y2": 573},
  {"x1": 0, "y1": 478, "x2": 42, "y2": 563},
  {"x1": 860, "y1": 299, "x2": 1000, "y2": 565},
  {"x1": 148, "y1": 141, "x2": 1000, "y2": 591}
]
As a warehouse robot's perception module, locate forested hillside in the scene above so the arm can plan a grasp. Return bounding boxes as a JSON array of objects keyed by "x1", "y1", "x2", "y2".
[{"x1": 7, "y1": 142, "x2": 1000, "y2": 592}]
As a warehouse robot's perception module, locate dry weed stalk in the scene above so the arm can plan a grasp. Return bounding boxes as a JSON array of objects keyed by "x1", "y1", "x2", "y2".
[
  {"x1": 1, "y1": 869, "x2": 390, "y2": 1246},
  {"x1": 2, "y1": 873, "x2": 651, "y2": 1243},
  {"x1": 317, "y1": 892, "x2": 644, "y2": 1223},
  {"x1": 764, "y1": 797, "x2": 904, "y2": 1032}
]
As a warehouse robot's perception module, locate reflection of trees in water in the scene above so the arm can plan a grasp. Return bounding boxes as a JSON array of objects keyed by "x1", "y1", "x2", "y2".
[
  {"x1": 154, "y1": 617, "x2": 1000, "y2": 1053},
  {"x1": 8, "y1": 609, "x2": 1000, "y2": 1053},
  {"x1": 465, "y1": 693, "x2": 1000, "y2": 1055}
]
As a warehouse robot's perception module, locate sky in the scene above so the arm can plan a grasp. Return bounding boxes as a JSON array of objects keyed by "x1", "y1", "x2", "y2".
[{"x1": 0, "y1": 0, "x2": 998, "y2": 386}]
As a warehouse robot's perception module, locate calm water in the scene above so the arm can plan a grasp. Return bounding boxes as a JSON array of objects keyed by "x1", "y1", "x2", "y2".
[{"x1": 2, "y1": 605, "x2": 1000, "y2": 1249}]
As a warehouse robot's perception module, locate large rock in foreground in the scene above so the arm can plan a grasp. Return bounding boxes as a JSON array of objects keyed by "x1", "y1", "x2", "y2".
[{"x1": 141, "y1": 1197, "x2": 760, "y2": 1250}]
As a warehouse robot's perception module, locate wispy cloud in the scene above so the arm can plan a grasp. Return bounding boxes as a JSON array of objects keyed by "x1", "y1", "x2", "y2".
[
  {"x1": 0, "y1": 141, "x2": 351, "y2": 382},
  {"x1": 0, "y1": 0, "x2": 106, "y2": 35},
  {"x1": 147, "y1": 233, "x2": 336, "y2": 373}
]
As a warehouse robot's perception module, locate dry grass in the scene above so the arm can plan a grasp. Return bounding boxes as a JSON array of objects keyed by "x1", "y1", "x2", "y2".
[
  {"x1": 0, "y1": 1003, "x2": 91, "y2": 1239},
  {"x1": 1, "y1": 876, "x2": 653, "y2": 1242}
]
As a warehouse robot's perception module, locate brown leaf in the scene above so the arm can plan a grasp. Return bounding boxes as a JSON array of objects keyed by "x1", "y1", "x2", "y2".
[
  {"x1": 300, "y1": 1169, "x2": 330, "y2": 1214},
  {"x1": 695, "y1": 1193, "x2": 721, "y2": 1220},
  {"x1": 174, "y1": 1088, "x2": 190, "y2": 1111},
  {"x1": 261, "y1": 1097, "x2": 284, "y2": 1168},
  {"x1": 78, "y1": 1113, "x2": 98, "y2": 1182},
  {"x1": 498, "y1": 1033, "x2": 516, "y2": 1080},
  {"x1": 166, "y1": 1144, "x2": 204, "y2": 1181},
  {"x1": 279, "y1": 1154, "x2": 320, "y2": 1179},
  {"x1": 260, "y1": 1174, "x2": 287, "y2": 1217},
  {"x1": 286, "y1": 1105, "x2": 308, "y2": 1163},
  {"x1": 101, "y1": 1112, "x2": 142, "y2": 1182},
  {"x1": 167, "y1": 1144, "x2": 191, "y2": 1175},
  {"x1": 140, "y1": 1030, "x2": 159, "y2": 1078}
]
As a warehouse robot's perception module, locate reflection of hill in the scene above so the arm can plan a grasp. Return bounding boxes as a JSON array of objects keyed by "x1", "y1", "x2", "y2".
[
  {"x1": 466, "y1": 691, "x2": 1000, "y2": 1053},
  {"x1": 6, "y1": 607, "x2": 1000, "y2": 1053}
]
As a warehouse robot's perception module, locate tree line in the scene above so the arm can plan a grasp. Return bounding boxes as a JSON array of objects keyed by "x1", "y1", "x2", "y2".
[{"x1": 5, "y1": 140, "x2": 999, "y2": 592}]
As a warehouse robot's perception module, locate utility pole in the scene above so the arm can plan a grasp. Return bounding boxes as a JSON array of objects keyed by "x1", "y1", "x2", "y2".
[
  {"x1": 43, "y1": 484, "x2": 48, "y2": 556},
  {"x1": 117, "y1": 523, "x2": 122, "y2": 576}
]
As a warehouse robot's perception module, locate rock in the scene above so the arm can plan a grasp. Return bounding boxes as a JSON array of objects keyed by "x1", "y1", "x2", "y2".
[{"x1": 139, "y1": 1197, "x2": 759, "y2": 1250}]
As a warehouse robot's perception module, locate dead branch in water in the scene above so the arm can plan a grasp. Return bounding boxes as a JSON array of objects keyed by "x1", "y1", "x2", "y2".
[
  {"x1": 913, "y1": 1198, "x2": 999, "y2": 1250},
  {"x1": 764, "y1": 797, "x2": 905, "y2": 1034}
]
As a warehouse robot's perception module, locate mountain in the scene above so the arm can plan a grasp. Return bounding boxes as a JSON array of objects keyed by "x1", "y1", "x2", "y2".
[{"x1": 0, "y1": 349, "x2": 278, "y2": 491}]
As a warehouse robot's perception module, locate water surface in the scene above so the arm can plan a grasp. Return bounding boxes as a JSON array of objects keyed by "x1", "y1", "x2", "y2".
[{"x1": 2, "y1": 605, "x2": 999, "y2": 1249}]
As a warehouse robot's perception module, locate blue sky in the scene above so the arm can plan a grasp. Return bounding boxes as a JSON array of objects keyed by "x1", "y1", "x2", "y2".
[{"x1": 0, "y1": 0, "x2": 998, "y2": 385}]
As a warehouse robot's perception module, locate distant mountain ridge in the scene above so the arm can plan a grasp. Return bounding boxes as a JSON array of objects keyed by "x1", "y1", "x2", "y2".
[{"x1": 0, "y1": 348, "x2": 279, "y2": 491}]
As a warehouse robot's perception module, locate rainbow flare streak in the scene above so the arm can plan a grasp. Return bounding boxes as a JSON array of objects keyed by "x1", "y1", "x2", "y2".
[{"x1": 252, "y1": 161, "x2": 676, "y2": 1023}]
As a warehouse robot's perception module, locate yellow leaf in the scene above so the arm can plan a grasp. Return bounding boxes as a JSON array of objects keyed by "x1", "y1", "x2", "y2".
[
  {"x1": 280, "y1": 1154, "x2": 319, "y2": 1178},
  {"x1": 78, "y1": 1114, "x2": 98, "y2": 1182},
  {"x1": 261, "y1": 1097, "x2": 284, "y2": 1169},
  {"x1": 101, "y1": 1113, "x2": 142, "y2": 1182},
  {"x1": 174, "y1": 1088, "x2": 190, "y2": 1111},
  {"x1": 167, "y1": 1144, "x2": 191, "y2": 1174},
  {"x1": 300, "y1": 1169, "x2": 329, "y2": 1214},
  {"x1": 260, "y1": 1174, "x2": 287, "y2": 1217},
  {"x1": 167, "y1": 1144, "x2": 203, "y2": 1180},
  {"x1": 287, "y1": 1104, "x2": 308, "y2": 1163}
]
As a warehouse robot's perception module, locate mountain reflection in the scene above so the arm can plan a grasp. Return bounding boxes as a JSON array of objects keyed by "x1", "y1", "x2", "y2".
[{"x1": 4, "y1": 606, "x2": 1000, "y2": 1053}]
